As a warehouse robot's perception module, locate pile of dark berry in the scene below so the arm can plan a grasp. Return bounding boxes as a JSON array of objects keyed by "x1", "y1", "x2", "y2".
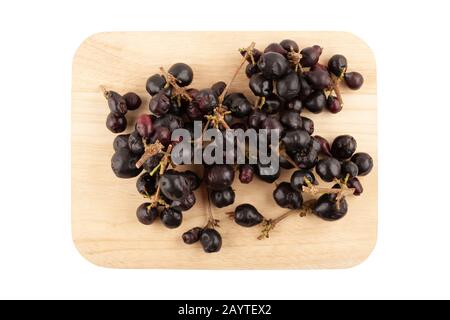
[{"x1": 102, "y1": 39, "x2": 373, "y2": 254}]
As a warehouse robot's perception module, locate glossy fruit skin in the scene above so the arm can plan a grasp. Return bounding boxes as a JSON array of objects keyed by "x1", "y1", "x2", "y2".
[
  {"x1": 290, "y1": 170, "x2": 317, "y2": 189},
  {"x1": 282, "y1": 129, "x2": 311, "y2": 151},
  {"x1": 316, "y1": 157, "x2": 342, "y2": 182},
  {"x1": 111, "y1": 148, "x2": 143, "y2": 178},
  {"x1": 328, "y1": 54, "x2": 348, "y2": 77},
  {"x1": 204, "y1": 165, "x2": 235, "y2": 191},
  {"x1": 300, "y1": 117, "x2": 314, "y2": 135},
  {"x1": 310, "y1": 137, "x2": 321, "y2": 153},
  {"x1": 239, "y1": 165, "x2": 254, "y2": 184},
  {"x1": 304, "y1": 90, "x2": 326, "y2": 113},
  {"x1": 211, "y1": 81, "x2": 226, "y2": 97},
  {"x1": 223, "y1": 93, "x2": 253, "y2": 118},
  {"x1": 123, "y1": 92, "x2": 141, "y2": 111},
  {"x1": 300, "y1": 45, "x2": 322, "y2": 67},
  {"x1": 245, "y1": 63, "x2": 260, "y2": 78},
  {"x1": 259, "y1": 117, "x2": 284, "y2": 138},
  {"x1": 261, "y1": 93, "x2": 284, "y2": 115},
  {"x1": 168, "y1": 63, "x2": 193, "y2": 87},
  {"x1": 200, "y1": 228, "x2": 222, "y2": 253},
  {"x1": 273, "y1": 182, "x2": 303, "y2": 209},
  {"x1": 280, "y1": 39, "x2": 299, "y2": 53},
  {"x1": 276, "y1": 71, "x2": 300, "y2": 100},
  {"x1": 182, "y1": 170, "x2": 201, "y2": 191},
  {"x1": 313, "y1": 193, "x2": 348, "y2": 221},
  {"x1": 347, "y1": 177, "x2": 363, "y2": 195},
  {"x1": 286, "y1": 98, "x2": 303, "y2": 113},
  {"x1": 257, "y1": 52, "x2": 290, "y2": 80},
  {"x1": 249, "y1": 73, "x2": 273, "y2": 97},
  {"x1": 113, "y1": 134, "x2": 130, "y2": 151},
  {"x1": 280, "y1": 110, "x2": 303, "y2": 130},
  {"x1": 107, "y1": 91, "x2": 127, "y2": 115},
  {"x1": 234, "y1": 204, "x2": 264, "y2": 227},
  {"x1": 135, "y1": 114, "x2": 153, "y2": 138},
  {"x1": 182, "y1": 227, "x2": 203, "y2": 244},
  {"x1": 171, "y1": 192, "x2": 196, "y2": 211},
  {"x1": 149, "y1": 91, "x2": 171, "y2": 115},
  {"x1": 264, "y1": 43, "x2": 288, "y2": 56},
  {"x1": 292, "y1": 148, "x2": 318, "y2": 170},
  {"x1": 248, "y1": 110, "x2": 267, "y2": 129},
  {"x1": 313, "y1": 135, "x2": 332, "y2": 157},
  {"x1": 211, "y1": 187, "x2": 235, "y2": 208},
  {"x1": 160, "y1": 208, "x2": 183, "y2": 229},
  {"x1": 350, "y1": 152, "x2": 373, "y2": 176},
  {"x1": 331, "y1": 135, "x2": 357, "y2": 160},
  {"x1": 146, "y1": 74, "x2": 167, "y2": 96},
  {"x1": 254, "y1": 161, "x2": 281, "y2": 183},
  {"x1": 136, "y1": 172, "x2": 157, "y2": 196},
  {"x1": 326, "y1": 95, "x2": 342, "y2": 113},
  {"x1": 128, "y1": 131, "x2": 145, "y2": 155},
  {"x1": 106, "y1": 112, "x2": 127, "y2": 133},
  {"x1": 298, "y1": 75, "x2": 313, "y2": 100},
  {"x1": 344, "y1": 72, "x2": 364, "y2": 90},
  {"x1": 194, "y1": 88, "x2": 218, "y2": 114},
  {"x1": 340, "y1": 160, "x2": 359, "y2": 178},
  {"x1": 136, "y1": 203, "x2": 159, "y2": 225},
  {"x1": 305, "y1": 69, "x2": 332, "y2": 90},
  {"x1": 159, "y1": 170, "x2": 191, "y2": 201}
]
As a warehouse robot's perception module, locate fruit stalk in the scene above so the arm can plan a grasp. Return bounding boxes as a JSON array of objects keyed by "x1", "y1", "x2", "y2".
[
  {"x1": 331, "y1": 75, "x2": 344, "y2": 106},
  {"x1": 258, "y1": 201, "x2": 315, "y2": 240},
  {"x1": 135, "y1": 140, "x2": 165, "y2": 169},
  {"x1": 204, "y1": 188, "x2": 219, "y2": 229},
  {"x1": 148, "y1": 144, "x2": 173, "y2": 208},
  {"x1": 218, "y1": 42, "x2": 256, "y2": 104},
  {"x1": 159, "y1": 67, "x2": 192, "y2": 102}
]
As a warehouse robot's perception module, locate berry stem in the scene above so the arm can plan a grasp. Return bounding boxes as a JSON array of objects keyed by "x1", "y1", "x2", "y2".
[
  {"x1": 258, "y1": 201, "x2": 315, "y2": 240},
  {"x1": 204, "y1": 188, "x2": 219, "y2": 229},
  {"x1": 147, "y1": 144, "x2": 173, "y2": 208},
  {"x1": 99, "y1": 85, "x2": 111, "y2": 99},
  {"x1": 218, "y1": 42, "x2": 256, "y2": 104},
  {"x1": 302, "y1": 185, "x2": 354, "y2": 196},
  {"x1": 159, "y1": 67, "x2": 192, "y2": 102},
  {"x1": 331, "y1": 75, "x2": 344, "y2": 106},
  {"x1": 278, "y1": 148, "x2": 299, "y2": 169},
  {"x1": 135, "y1": 140, "x2": 165, "y2": 169}
]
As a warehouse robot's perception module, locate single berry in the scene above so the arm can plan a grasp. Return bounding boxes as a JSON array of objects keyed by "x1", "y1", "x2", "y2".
[
  {"x1": 316, "y1": 157, "x2": 341, "y2": 182},
  {"x1": 344, "y1": 72, "x2": 364, "y2": 90},
  {"x1": 200, "y1": 228, "x2": 222, "y2": 253},
  {"x1": 182, "y1": 227, "x2": 203, "y2": 244},
  {"x1": 234, "y1": 204, "x2": 264, "y2": 227},
  {"x1": 273, "y1": 182, "x2": 303, "y2": 209},
  {"x1": 328, "y1": 54, "x2": 348, "y2": 77},
  {"x1": 350, "y1": 152, "x2": 373, "y2": 176},
  {"x1": 123, "y1": 92, "x2": 141, "y2": 110},
  {"x1": 106, "y1": 112, "x2": 127, "y2": 133},
  {"x1": 136, "y1": 203, "x2": 159, "y2": 225},
  {"x1": 136, "y1": 172, "x2": 157, "y2": 196},
  {"x1": 111, "y1": 148, "x2": 143, "y2": 178},
  {"x1": 160, "y1": 208, "x2": 183, "y2": 229},
  {"x1": 168, "y1": 63, "x2": 193, "y2": 87},
  {"x1": 331, "y1": 135, "x2": 357, "y2": 160}
]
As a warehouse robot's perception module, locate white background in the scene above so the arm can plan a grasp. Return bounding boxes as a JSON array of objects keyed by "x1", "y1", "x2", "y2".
[{"x1": 0, "y1": 0, "x2": 449, "y2": 299}]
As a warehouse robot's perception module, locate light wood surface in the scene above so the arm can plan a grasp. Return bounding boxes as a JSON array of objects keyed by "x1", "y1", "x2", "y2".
[{"x1": 72, "y1": 32, "x2": 377, "y2": 269}]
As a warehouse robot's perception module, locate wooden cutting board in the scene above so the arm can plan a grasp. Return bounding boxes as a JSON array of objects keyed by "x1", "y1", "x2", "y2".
[{"x1": 72, "y1": 32, "x2": 377, "y2": 269}]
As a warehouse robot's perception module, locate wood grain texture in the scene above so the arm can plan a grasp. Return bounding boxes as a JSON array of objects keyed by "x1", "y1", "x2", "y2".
[{"x1": 72, "y1": 32, "x2": 377, "y2": 269}]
